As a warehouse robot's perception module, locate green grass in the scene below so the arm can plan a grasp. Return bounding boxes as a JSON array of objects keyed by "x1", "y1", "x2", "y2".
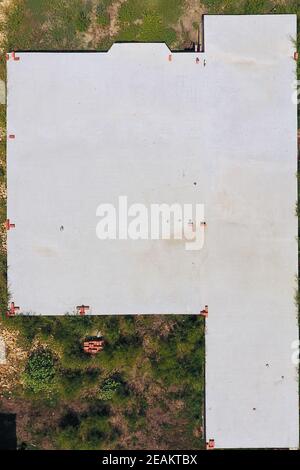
[
  {"x1": 96, "y1": 12, "x2": 110, "y2": 28},
  {"x1": 1, "y1": 314, "x2": 205, "y2": 449},
  {"x1": 117, "y1": 0, "x2": 183, "y2": 46},
  {"x1": 118, "y1": 0, "x2": 184, "y2": 24},
  {"x1": 3, "y1": 0, "x2": 93, "y2": 50},
  {"x1": 201, "y1": 0, "x2": 272, "y2": 14},
  {"x1": 117, "y1": 11, "x2": 177, "y2": 44},
  {"x1": 22, "y1": 348, "x2": 58, "y2": 395}
]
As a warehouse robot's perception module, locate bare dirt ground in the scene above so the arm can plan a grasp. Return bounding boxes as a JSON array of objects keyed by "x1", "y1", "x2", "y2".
[
  {"x1": 173, "y1": 0, "x2": 206, "y2": 48},
  {"x1": 0, "y1": 396, "x2": 71, "y2": 449},
  {"x1": 0, "y1": 326, "x2": 27, "y2": 396},
  {"x1": 0, "y1": 0, "x2": 12, "y2": 47},
  {"x1": 107, "y1": 0, "x2": 127, "y2": 37}
]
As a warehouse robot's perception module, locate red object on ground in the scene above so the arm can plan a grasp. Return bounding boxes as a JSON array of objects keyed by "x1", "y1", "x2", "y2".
[
  {"x1": 5, "y1": 219, "x2": 15, "y2": 230},
  {"x1": 168, "y1": 54, "x2": 172, "y2": 62},
  {"x1": 206, "y1": 439, "x2": 215, "y2": 450},
  {"x1": 76, "y1": 305, "x2": 90, "y2": 315},
  {"x1": 83, "y1": 339, "x2": 104, "y2": 354},
  {"x1": 294, "y1": 51, "x2": 299, "y2": 61},
  {"x1": 6, "y1": 302, "x2": 20, "y2": 317},
  {"x1": 5, "y1": 52, "x2": 20, "y2": 61},
  {"x1": 11, "y1": 51, "x2": 20, "y2": 61},
  {"x1": 200, "y1": 305, "x2": 208, "y2": 317}
]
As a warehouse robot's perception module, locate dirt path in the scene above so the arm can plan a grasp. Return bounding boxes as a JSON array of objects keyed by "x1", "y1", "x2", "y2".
[
  {"x1": 0, "y1": 325, "x2": 28, "y2": 397},
  {"x1": 108, "y1": 0, "x2": 127, "y2": 37},
  {"x1": 0, "y1": 0, "x2": 13, "y2": 48},
  {"x1": 173, "y1": 0, "x2": 206, "y2": 48}
]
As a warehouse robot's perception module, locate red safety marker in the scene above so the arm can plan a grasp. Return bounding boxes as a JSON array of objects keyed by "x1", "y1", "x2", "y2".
[
  {"x1": 11, "y1": 51, "x2": 20, "y2": 61},
  {"x1": 5, "y1": 52, "x2": 20, "y2": 61},
  {"x1": 6, "y1": 302, "x2": 20, "y2": 317},
  {"x1": 5, "y1": 219, "x2": 15, "y2": 230},
  {"x1": 200, "y1": 305, "x2": 208, "y2": 318},
  {"x1": 8, "y1": 134, "x2": 15, "y2": 139},
  {"x1": 294, "y1": 52, "x2": 299, "y2": 61},
  {"x1": 206, "y1": 439, "x2": 215, "y2": 450},
  {"x1": 76, "y1": 305, "x2": 90, "y2": 316}
]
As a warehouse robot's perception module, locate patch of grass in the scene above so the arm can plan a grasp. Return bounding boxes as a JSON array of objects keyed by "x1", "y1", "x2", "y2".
[
  {"x1": 95, "y1": 0, "x2": 114, "y2": 27},
  {"x1": 118, "y1": 0, "x2": 146, "y2": 24},
  {"x1": 58, "y1": 368, "x2": 102, "y2": 399},
  {"x1": 2, "y1": 314, "x2": 205, "y2": 449},
  {"x1": 3, "y1": 0, "x2": 94, "y2": 50},
  {"x1": 118, "y1": 11, "x2": 177, "y2": 44},
  {"x1": 138, "y1": 12, "x2": 177, "y2": 43},
  {"x1": 96, "y1": 12, "x2": 110, "y2": 28},
  {"x1": 156, "y1": 0, "x2": 185, "y2": 24},
  {"x1": 201, "y1": 0, "x2": 296, "y2": 15},
  {"x1": 55, "y1": 406, "x2": 115, "y2": 450},
  {"x1": 116, "y1": 22, "x2": 140, "y2": 42},
  {"x1": 75, "y1": 7, "x2": 92, "y2": 33},
  {"x1": 119, "y1": 0, "x2": 184, "y2": 25},
  {"x1": 117, "y1": 0, "x2": 182, "y2": 46}
]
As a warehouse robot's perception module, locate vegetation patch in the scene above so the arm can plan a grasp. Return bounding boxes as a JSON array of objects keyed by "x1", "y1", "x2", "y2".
[
  {"x1": 22, "y1": 348, "x2": 57, "y2": 395},
  {"x1": 0, "y1": 314, "x2": 205, "y2": 449},
  {"x1": 117, "y1": 0, "x2": 183, "y2": 46}
]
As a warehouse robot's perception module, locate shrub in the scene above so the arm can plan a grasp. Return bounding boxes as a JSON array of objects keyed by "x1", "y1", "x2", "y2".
[
  {"x1": 23, "y1": 348, "x2": 57, "y2": 394},
  {"x1": 98, "y1": 378, "x2": 120, "y2": 400}
]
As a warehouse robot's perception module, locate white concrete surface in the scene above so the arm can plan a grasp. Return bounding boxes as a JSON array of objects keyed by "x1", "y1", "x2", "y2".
[
  {"x1": 7, "y1": 45, "x2": 210, "y2": 316},
  {"x1": 7, "y1": 15, "x2": 298, "y2": 448},
  {"x1": 202, "y1": 15, "x2": 298, "y2": 449}
]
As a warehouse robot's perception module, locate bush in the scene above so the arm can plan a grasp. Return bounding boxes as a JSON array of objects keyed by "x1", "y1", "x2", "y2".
[
  {"x1": 98, "y1": 378, "x2": 120, "y2": 400},
  {"x1": 23, "y1": 348, "x2": 57, "y2": 394}
]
